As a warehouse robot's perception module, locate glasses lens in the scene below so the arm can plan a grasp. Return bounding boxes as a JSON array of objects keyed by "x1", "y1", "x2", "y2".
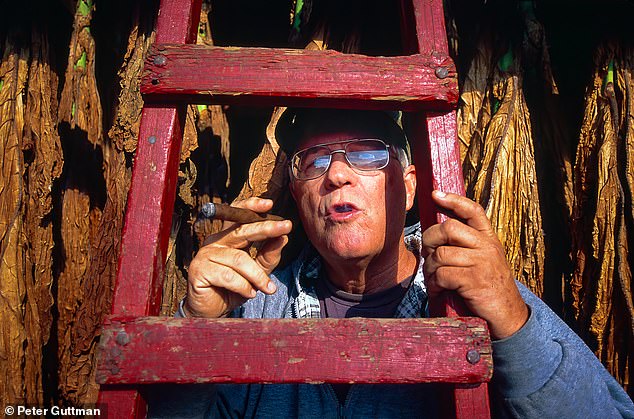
[
  {"x1": 345, "y1": 140, "x2": 389, "y2": 170},
  {"x1": 292, "y1": 146, "x2": 332, "y2": 180}
]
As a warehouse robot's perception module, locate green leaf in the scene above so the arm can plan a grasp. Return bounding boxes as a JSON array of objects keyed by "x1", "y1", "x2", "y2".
[
  {"x1": 78, "y1": 0, "x2": 92, "y2": 16},
  {"x1": 292, "y1": 0, "x2": 304, "y2": 31},
  {"x1": 75, "y1": 51, "x2": 87, "y2": 69}
]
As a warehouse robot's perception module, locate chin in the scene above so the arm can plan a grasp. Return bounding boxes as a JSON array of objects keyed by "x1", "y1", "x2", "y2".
[{"x1": 324, "y1": 232, "x2": 378, "y2": 260}]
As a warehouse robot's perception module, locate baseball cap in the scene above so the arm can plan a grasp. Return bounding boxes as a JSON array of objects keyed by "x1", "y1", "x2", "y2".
[{"x1": 274, "y1": 108, "x2": 411, "y2": 160}]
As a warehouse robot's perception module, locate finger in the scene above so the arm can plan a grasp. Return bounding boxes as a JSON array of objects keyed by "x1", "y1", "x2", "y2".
[
  {"x1": 220, "y1": 198, "x2": 275, "y2": 230},
  {"x1": 200, "y1": 247, "x2": 276, "y2": 295},
  {"x1": 423, "y1": 246, "x2": 476, "y2": 277},
  {"x1": 421, "y1": 218, "x2": 480, "y2": 256},
  {"x1": 212, "y1": 219, "x2": 293, "y2": 249},
  {"x1": 431, "y1": 191, "x2": 491, "y2": 232},
  {"x1": 193, "y1": 262, "x2": 258, "y2": 299},
  {"x1": 423, "y1": 266, "x2": 466, "y2": 297},
  {"x1": 256, "y1": 235, "x2": 289, "y2": 275},
  {"x1": 232, "y1": 197, "x2": 274, "y2": 212}
]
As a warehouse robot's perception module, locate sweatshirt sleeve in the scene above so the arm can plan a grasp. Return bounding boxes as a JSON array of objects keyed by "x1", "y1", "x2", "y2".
[{"x1": 491, "y1": 281, "x2": 634, "y2": 418}]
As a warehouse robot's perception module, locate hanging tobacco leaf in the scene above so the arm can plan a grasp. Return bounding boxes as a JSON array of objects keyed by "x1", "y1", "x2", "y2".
[
  {"x1": 456, "y1": 30, "x2": 493, "y2": 163},
  {"x1": 59, "y1": 2, "x2": 160, "y2": 404},
  {"x1": 519, "y1": 3, "x2": 574, "y2": 312},
  {"x1": 58, "y1": 0, "x2": 103, "y2": 145},
  {"x1": 0, "y1": 36, "x2": 29, "y2": 407},
  {"x1": 572, "y1": 44, "x2": 634, "y2": 393},
  {"x1": 22, "y1": 28, "x2": 63, "y2": 406},
  {"x1": 55, "y1": 0, "x2": 108, "y2": 404},
  {"x1": 56, "y1": 186, "x2": 96, "y2": 405},
  {"x1": 461, "y1": 47, "x2": 545, "y2": 297},
  {"x1": 108, "y1": 3, "x2": 156, "y2": 154}
]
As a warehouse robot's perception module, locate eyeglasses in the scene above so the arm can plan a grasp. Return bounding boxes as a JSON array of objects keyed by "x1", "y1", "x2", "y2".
[{"x1": 289, "y1": 139, "x2": 392, "y2": 180}]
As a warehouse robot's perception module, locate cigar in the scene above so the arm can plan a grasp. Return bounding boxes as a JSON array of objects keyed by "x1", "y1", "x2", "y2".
[{"x1": 199, "y1": 202, "x2": 284, "y2": 223}]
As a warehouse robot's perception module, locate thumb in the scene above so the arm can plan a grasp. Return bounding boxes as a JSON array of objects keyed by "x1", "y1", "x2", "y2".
[{"x1": 432, "y1": 190, "x2": 492, "y2": 233}]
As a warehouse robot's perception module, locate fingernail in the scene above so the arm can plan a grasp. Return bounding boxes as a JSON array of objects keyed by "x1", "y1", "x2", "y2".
[
  {"x1": 435, "y1": 191, "x2": 447, "y2": 198},
  {"x1": 266, "y1": 282, "x2": 277, "y2": 294}
]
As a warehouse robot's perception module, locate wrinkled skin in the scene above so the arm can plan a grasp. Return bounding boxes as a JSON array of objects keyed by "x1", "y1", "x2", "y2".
[
  {"x1": 186, "y1": 128, "x2": 528, "y2": 339},
  {"x1": 288, "y1": 128, "x2": 418, "y2": 295}
]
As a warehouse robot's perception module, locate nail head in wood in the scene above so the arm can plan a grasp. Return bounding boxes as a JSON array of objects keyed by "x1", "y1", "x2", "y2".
[
  {"x1": 435, "y1": 66, "x2": 449, "y2": 79},
  {"x1": 116, "y1": 331, "x2": 131, "y2": 346},
  {"x1": 153, "y1": 55, "x2": 167, "y2": 66},
  {"x1": 466, "y1": 349, "x2": 481, "y2": 365}
]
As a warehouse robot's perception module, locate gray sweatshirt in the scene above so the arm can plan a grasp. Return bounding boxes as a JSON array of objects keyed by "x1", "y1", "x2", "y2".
[{"x1": 148, "y1": 230, "x2": 634, "y2": 418}]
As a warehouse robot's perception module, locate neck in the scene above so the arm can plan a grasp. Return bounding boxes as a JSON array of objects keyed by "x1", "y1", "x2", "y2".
[{"x1": 321, "y1": 234, "x2": 417, "y2": 294}]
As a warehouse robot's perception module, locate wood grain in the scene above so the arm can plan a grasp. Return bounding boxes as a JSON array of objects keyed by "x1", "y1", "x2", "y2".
[
  {"x1": 96, "y1": 317, "x2": 492, "y2": 385},
  {"x1": 141, "y1": 44, "x2": 458, "y2": 111}
]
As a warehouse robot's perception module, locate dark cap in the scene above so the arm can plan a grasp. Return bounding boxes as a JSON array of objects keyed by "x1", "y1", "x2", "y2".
[{"x1": 275, "y1": 108, "x2": 410, "y2": 158}]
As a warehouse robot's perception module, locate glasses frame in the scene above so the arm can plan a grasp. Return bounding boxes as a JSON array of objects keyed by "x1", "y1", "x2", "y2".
[{"x1": 289, "y1": 138, "x2": 393, "y2": 181}]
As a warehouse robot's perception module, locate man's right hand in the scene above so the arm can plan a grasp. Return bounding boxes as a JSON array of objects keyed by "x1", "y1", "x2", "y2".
[{"x1": 185, "y1": 197, "x2": 292, "y2": 318}]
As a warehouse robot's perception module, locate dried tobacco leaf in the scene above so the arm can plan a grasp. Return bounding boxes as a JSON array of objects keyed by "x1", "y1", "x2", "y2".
[
  {"x1": 456, "y1": 31, "x2": 493, "y2": 163},
  {"x1": 58, "y1": 3, "x2": 163, "y2": 404},
  {"x1": 235, "y1": 106, "x2": 290, "y2": 206},
  {"x1": 462, "y1": 63, "x2": 545, "y2": 297},
  {"x1": 233, "y1": 118, "x2": 297, "y2": 262},
  {"x1": 23, "y1": 28, "x2": 63, "y2": 406},
  {"x1": 56, "y1": 1, "x2": 110, "y2": 401},
  {"x1": 572, "y1": 44, "x2": 634, "y2": 392},
  {"x1": 56, "y1": 186, "x2": 95, "y2": 405},
  {"x1": 108, "y1": 3, "x2": 156, "y2": 154},
  {"x1": 518, "y1": 8, "x2": 574, "y2": 312},
  {"x1": 58, "y1": 0, "x2": 103, "y2": 145},
  {"x1": 0, "y1": 37, "x2": 29, "y2": 406}
]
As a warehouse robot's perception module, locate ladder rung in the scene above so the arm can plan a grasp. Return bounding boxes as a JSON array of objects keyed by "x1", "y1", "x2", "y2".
[
  {"x1": 141, "y1": 44, "x2": 458, "y2": 111},
  {"x1": 96, "y1": 317, "x2": 492, "y2": 385}
]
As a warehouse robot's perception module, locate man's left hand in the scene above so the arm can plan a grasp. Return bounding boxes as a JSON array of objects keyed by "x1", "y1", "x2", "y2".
[{"x1": 421, "y1": 190, "x2": 529, "y2": 340}]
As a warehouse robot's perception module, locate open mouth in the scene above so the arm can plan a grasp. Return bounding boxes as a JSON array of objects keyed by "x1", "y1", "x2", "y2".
[
  {"x1": 334, "y1": 203, "x2": 355, "y2": 213},
  {"x1": 326, "y1": 202, "x2": 360, "y2": 221}
]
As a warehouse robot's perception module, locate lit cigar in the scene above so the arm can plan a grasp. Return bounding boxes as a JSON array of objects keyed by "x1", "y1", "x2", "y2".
[{"x1": 200, "y1": 202, "x2": 285, "y2": 223}]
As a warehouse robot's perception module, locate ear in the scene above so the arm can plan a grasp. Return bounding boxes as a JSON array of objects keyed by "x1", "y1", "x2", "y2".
[{"x1": 403, "y1": 164, "x2": 417, "y2": 211}]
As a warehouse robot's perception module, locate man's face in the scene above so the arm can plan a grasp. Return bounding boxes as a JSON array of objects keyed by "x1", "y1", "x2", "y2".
[{"x1": 289, "y1": 126, "x2": 417, "y2": 264}]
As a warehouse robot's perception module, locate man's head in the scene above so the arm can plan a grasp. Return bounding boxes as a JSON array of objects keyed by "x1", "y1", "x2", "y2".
[
  {"x1": 276, "y1": 108, "x2": 417, "y2": 265},
  {"x1": 276, "y1": 108, "x2": 411, "y2": 167}
]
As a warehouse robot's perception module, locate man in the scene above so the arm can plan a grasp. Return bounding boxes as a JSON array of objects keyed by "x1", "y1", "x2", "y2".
[{"x1": 150, "y1": 108, "x2": 634, "y2": 418}]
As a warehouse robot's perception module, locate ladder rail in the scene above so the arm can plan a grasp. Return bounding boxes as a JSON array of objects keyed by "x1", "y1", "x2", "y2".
[
  {"x1": 96, "y1": 317, "x2": 492, "y2": 386},
  {"x1": 404, "y1": 0, "x2": 492, "y2": 415},
  {"x1": 141, "y1": 44, "x2": 458, "y2": 110},
  {"x1": 97, "y1": 1, "x2": 492, "y2": 417}
]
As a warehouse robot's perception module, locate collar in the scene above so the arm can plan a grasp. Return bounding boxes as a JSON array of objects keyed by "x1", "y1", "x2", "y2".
[{"x1": 291, "y1": 223, "x2": 427, "y2": 319}]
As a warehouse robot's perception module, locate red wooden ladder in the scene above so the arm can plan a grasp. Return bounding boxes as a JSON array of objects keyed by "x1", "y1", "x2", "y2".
[{"x1": 96, "y1": 0, "x2": 492, "y2": 417}]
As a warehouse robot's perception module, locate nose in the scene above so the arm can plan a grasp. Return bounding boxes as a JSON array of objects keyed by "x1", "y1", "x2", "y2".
[{"x1": 323, "y1": 152, "x2": 356, "y2": 189}]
